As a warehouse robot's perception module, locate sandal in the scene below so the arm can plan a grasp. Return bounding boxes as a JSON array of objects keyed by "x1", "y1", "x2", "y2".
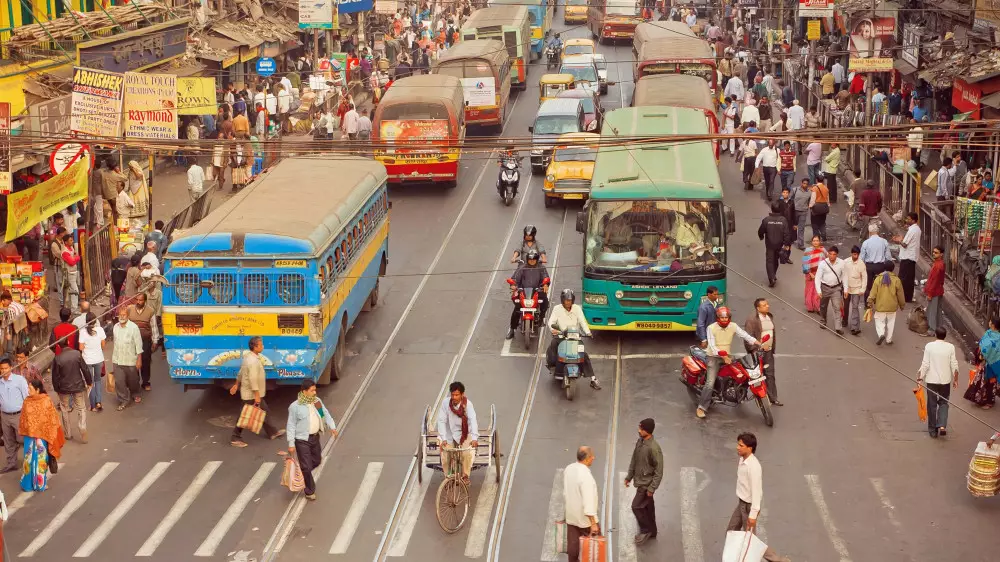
[
  {"x1": 143, "y1": 383, "x2": 152, "y2": 391},
  {"x1": 117, "y1": 404, "x2": 127, "y2": 411},
  {"x1": 96, "y1": 403, "x2": 103, "y2": 412},
  {"x1": 134, "y1": 396, "x2": 142, "y2": 404}
]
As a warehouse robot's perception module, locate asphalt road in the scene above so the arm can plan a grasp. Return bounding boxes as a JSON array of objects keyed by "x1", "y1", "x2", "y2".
[{"x1": 4, "y1": 16, "x2": 1000, "y2": 562}]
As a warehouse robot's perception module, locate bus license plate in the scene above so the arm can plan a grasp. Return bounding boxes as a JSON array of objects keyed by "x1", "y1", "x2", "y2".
[
  {"x1": 635, "y1": 321, "x2": 673, "y2": 329},
  {"x1": 562, "y1": 193, "x2": 584, "y2": 199}
]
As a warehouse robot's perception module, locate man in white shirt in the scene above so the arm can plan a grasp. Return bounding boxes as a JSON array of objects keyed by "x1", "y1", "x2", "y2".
[
  {"x1": 860, "y1": 225, "x2": 892, "y2": 301},
  {"x1": 187, "y1": 161, "x2": 205, "y2": 201},
  {"x1": 722, "y1": 95, "x2": 738, "y2": 154},
  {"x1": 728, "y1": 433, "x2": 790, "y2": 562},
  {"x1": 547, "y1": 289, "x2": 600, "y2": 390},
  {"x1": 723, "y1": 76, "x2": 745, "y2": 112},
  {"x1": 893, "y1": 212, "x2": 921, "y2": 302},
  {"x1": 277, "y1": 84, "x2": 292, "y2": 134},
  {"x1": 564, "y1": 446, "x2": 600, "y2": 562},
  {"x1": 917, "y1": 327, "x2": 959, "y2": 438},
  {"x1": 844, "y1": 245, "x2": 867, "y2": 336},
  {"x1": 755, "y1": 139, "x2": 780, "y2": 200},
  {"x1": 264, "y1": 90, "x2": 278, "y2": 116},
  {"x1": 253, "y1": 85, "x2": 267, "y2": 113},
  {"x1": 357, "y1": 109, "x2": 373, "y2": 140},
  {"x1": 343, "y1": 103, "x2": 360, "y2": 140},
  {"x1": 831, "y1": 60, "x2": 845, "y2": 92},
  {"x1": 936, "y1": 157, "x2": 953, "y2": 201},
  {"x1": 436, "y1": 381, "x2": 478, "y2": 482},
  {"x1": 814, "y1": 245, "x2": 847, "y2": 334},
  {"x1": 740, "y1": 99, "x2": 760, "y2": 130},
  {"x1": 739, "y1": 135, "x2": 759, "y2": 191},
  {"x1": 907, "y1": 118, "x2": 924, "y2": 163}
]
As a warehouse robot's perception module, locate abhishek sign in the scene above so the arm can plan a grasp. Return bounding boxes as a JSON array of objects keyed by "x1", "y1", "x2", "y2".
[{"x1": 70, "y1": 67, "x2": 125, "y2": 137}]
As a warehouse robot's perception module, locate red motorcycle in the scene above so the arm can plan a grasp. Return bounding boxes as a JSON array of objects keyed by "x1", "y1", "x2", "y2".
[
  {"x1": 680, "y1": 335, "x2": 774, "y2": 427},
  {"x1": 505, "y1": 277, "x2": 549, "y2": 349}
]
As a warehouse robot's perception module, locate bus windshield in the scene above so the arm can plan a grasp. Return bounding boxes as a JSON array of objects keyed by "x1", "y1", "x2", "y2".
[
  {"x1": 584, "y1": 200, "x2": 724, "y2": 274},
  {"x1": 606, "y1": 0, "x2": 640, "y2": 16},
  {"x1": 379, "y1": 102, "x2": 451, "y2": 121}
]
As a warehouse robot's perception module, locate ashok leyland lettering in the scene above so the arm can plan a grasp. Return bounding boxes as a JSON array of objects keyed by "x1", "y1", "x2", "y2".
[
  {"x1": 162, "y1": 157, "x2": 389, "y2": 388},
  {"x1": 576, "y1": 107, "x2": 736, "y2": 331}
]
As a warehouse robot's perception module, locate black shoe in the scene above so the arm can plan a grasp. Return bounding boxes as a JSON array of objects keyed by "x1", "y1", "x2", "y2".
[
  {"x1": 876, "y1": 335, "x2": 885, "y2": 346},
  {"x1": 835, "y1": 329, "x2": 844, "y2": 335},
  {"x1": 851, "y1": 330, "x2": 860, "y2": 336},
  {"x1": 938, "y1": 428, "x2": 947, "y2": 436},
  {"x1": 929, "y1": 429, "x2": 939, "y2": 438},
  {"x1": 772, "y1": 400, "x2": 784, "y2": 406},
  {"x1": 819, "y1": 324, "x2": 827, "y2": 330},
  {"x1": 505, "y1": 328, "x2": 514, "y2": 340},
  {"x1": 768, "y1": 280, "x2": 776, "y2": 288}
]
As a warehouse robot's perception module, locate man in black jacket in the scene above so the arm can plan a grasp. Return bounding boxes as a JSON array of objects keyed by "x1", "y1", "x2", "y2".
[
  {"x1": 758, "y1": 201, "x2": 792, "y2": 288},
  {"x1": 52, "y1": 345, "x2": 93, "y2": 443},
  {"x1": 774, "y1": 186, "x2": 796, "y2": 263}
]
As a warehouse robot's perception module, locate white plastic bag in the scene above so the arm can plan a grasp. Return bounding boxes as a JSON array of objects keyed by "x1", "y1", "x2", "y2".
[{"x1": 722, "y1": 530, "x2": 768, "y2": 562}]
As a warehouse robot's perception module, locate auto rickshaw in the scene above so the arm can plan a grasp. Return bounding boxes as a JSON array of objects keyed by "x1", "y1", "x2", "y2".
[{"x1": 539, "y1": 73, "x2": 575, "y2": 103}]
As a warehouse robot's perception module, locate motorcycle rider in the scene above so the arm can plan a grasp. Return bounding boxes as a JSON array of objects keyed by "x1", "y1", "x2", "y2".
[
  {"x1": 506, "y1": 249, "x2": 550, "y2": 340},
  {"x1": 511, "y1": 225, "x2": 548, "y2": 264},
  {"x1": 547, "y1": 289, "x2": 601, "y2": 390},
  {"x1": 696, "y1": 306, "x2": 760, "y2": 420},
  {"x1": 546, "y1": 33, "x2": 563, "y2": 58}
]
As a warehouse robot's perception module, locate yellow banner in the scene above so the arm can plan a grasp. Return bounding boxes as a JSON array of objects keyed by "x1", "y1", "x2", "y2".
[
  {"x1": 807, "y1": 20, "x2": 821, "y2": 40},
  {"x1": 177, "y1": 77, "x2": 217, "y2": 115},
  {"x1": 6, "y1": 159, "x2": 89, "y2": 241},
  {"x1": 849, "y1": 57, "x2": 894, "y2": 72}
]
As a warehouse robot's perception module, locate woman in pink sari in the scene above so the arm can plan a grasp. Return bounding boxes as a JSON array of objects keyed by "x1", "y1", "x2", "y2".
[{"x1": 802, "y1": 235, "x2": 827, "y2": 312}]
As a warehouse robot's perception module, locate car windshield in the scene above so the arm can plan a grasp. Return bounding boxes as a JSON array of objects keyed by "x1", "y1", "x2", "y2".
[
  {"x1": 533, "y1": 115, "x2": 582, "y2": 135},
  {"x1": 584, "y1": 200, "x2": 725, "y2": 274},
  {"x1": 555, "y1": 147, "x2": 597, "y2": 162},
  {"x1": 542, "y1": 83, "x2": 568, "y2": 97},
  {"x1": 561, "y1": 64, "x2": 597, "y2": 82},
  {"x1": 606, "y1": 0, "x2": 639, "y2": 16},
  {"x1": 565, "y1": 45, "x2": 593, "y2": 56}
]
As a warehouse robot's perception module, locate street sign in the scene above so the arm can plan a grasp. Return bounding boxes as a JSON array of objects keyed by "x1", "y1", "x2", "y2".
[
  {"x1": 50, "y1": 142, "x2": 93, "y2": 176},
  {"x1": 807, "y1": 20, "x2": 821, "y2": 40},
  {"x1": 257, "y1": 57, "x2": 277, "y2": 77}
]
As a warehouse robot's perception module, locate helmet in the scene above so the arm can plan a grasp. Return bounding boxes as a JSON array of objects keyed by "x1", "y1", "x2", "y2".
[
  {"x1": 715, "y1": 306, "x2": 732, "y2": 328},
  {"x1": 525, "y1": 249, "x2": 541, "y2": 263},
  {"x1": 523, "y1": 225, "x2": 537, "y2": 239},
  {"x1": 560, "y1": 288, "x2": 575, "y2": 304}
]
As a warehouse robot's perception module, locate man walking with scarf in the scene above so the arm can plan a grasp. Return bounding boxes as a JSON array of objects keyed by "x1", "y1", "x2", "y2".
[
  {"x1": 286, "y1": 379, "x2": 337, "y2": 500},
  {"x1": 436, "y1": 381, "x2": 478, "y2": 484}
]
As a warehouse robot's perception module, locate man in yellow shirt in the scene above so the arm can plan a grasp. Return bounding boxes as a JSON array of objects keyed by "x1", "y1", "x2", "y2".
[{"x1": 820, "y1": 70, "x2": 835, "y2": 98}]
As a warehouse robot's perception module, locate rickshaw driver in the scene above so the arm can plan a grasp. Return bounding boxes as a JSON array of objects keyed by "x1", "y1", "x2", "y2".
[{"x1": 436, "y1": 381, "x2": 479, "y2": 484}]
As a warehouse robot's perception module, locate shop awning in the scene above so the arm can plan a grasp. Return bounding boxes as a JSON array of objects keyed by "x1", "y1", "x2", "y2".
[
  {"x1": 212, "y1": 22, "x2": 264, "y2": 48},
  {"x1": 981, "y1": 91, "x2": 1000, "y2": 109},
  {"x1": 893, "y1": 58, "x2": 917, "y2": 76}
]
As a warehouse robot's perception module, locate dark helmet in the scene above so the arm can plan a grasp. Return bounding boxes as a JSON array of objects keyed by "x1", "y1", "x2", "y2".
[
  {"x1": 560, "y1": 288, "x2": 575, "y2": 304},
  {"x1": 525, "y1": 248, "x2": 541, "y2": 263},
  {"x1": 523, "y1": 225, "x2": 537, "y2": 239}
]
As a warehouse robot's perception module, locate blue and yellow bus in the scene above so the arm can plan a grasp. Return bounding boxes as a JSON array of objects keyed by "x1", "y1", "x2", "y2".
[
  {"x1": 491, "y1": 0, "x2": 553, "y2": 60},
  {"x1": 162, "y1": 157, "x2": 390, "y2": 388},
  {"x1": 576, "y1": 107, "x2": 735, "y2": 331}
]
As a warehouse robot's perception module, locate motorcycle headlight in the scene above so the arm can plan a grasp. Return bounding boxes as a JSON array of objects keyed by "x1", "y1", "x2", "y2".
[
  {"x1": 584, "y1": 293, "x2": 608, "y2": 305},
  {"x1": 525, "y1": 298, "x2": 535, "y2": 307}
]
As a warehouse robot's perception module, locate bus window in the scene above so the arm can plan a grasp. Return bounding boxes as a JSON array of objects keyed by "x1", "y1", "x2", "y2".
[
  {"x1": 326, "y1": 256, "x2": 335, "y2": 283},
  {"x1": 319, "y1": 265, "x2": 326, "y2": 287}
]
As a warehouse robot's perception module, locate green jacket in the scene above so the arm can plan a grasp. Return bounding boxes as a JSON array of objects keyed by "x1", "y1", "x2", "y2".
[
  {"x1": 867, "y1": 272, "x2": 905, "y2": 312},
  {"x1": 626, "y1": 436, "x2": 664, "y2": 493}
]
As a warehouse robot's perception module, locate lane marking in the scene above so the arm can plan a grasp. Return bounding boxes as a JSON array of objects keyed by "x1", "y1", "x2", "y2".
[
  {"x1": 195, "y1": 462, "x2": 276, "y2": 557},
  {"x1": 617, "y1": 472, "x2": 637, "y2": 562},
  {"x1": 20, "y1": 462, "x2": 118, "y2": 557},
  {"x1": 601, "y1": 339, "x2": 623, "y2": 559},
  {"x1": 330, "y1": 462, "x2": 385, "y2": 554},
  {"x1": 8, "y1": 461, "x2": 68, "y2": 518},
  {"x1": 869, "y1": 478, "x2": 903, "y2": 533},
  {"x1": 539, "y1": 469, "x2": 565, "y2": 562},
  {"x1": 463, "y1": 465, "x2": 500, "y2": 558},
  {"x1": 500, "y1": 350, "x2": 872, "y2": 360},
  {"x1": 680, "y1": 467, "x2": 708, "y2": 562},
  {"x1": 385, "y1": 467, "x2": 431, "y2": 557},
  {"x1": 805, "y1": 474, "x2": 853, "y2": 562},
  {"x1": 137, "y1": 461, "x2": 222, "y2": 556},
  {"x1": 264, "y1": 93, "x2": 523, "y2": 562},
  {"x1": 501, "y1": 338, "x2": 513, "y2": 357},
  {"x1": 74, "y1": 462, "x2": 171, "y2": 557}
]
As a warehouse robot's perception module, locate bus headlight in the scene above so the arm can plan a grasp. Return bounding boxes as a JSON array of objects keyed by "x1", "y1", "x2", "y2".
[
  {"x1": 614, "y1": 290, "x2": 624, "y2": 299},
  {"x1": 584, "y1": 293, "x2": 608, "y2": 305},
  {"x1": 684, "y1": 290, "x2": 693, "y2": 299}
]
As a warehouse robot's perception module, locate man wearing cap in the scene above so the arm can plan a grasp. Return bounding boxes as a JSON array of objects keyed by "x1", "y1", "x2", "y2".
[{"x1": 624, "y1": 418, "x2": 663, "y2": 545}]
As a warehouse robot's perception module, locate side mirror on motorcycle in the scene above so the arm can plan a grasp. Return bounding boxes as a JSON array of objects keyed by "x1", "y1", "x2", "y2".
[{"x1": 506, "y1": 278, "x2": 516, "y2": 285}]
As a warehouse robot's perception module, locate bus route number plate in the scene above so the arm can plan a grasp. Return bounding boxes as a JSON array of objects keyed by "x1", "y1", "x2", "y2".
[{"x1": 636, "y1": 321, "x2": 673, "y2": 329}]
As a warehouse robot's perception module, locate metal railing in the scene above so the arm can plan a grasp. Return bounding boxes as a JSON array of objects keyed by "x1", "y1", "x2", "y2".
[
  {"x1": 83, "y1": 224, "x2": 115, "y2": 299},
  {"x1": 162, "y1": 190, "x2": 213, "y2": 240}
]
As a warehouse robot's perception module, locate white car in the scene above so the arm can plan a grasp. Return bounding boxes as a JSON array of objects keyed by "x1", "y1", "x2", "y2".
[
  {"x1": 560, "y1": 55, "x2": 604, "y2": 96},
  {"x1": 565, "y1": 53, "x2": 608, "y2": 95}
]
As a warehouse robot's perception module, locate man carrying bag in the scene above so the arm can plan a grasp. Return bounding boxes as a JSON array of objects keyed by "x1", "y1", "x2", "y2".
[{"x1": 230, "y1": 336, "x2": 285, "y2": 447}]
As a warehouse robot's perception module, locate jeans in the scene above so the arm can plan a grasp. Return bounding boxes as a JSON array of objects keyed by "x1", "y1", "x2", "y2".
[
  {"x1": 63, "y1": 269, "x2": 80, "y2": 312},
  {"x1": 698, "y1": 356, "x2": 723, "y2": 410},
  {"x1": 926, "y1": 295, "x2": 942, "y2": 332},
  {"x1": 762, "y1": 166, "x2": 777, "y2": 200},
  {"x1": 819, "y1": 284, "x2": 843, "y2": 330},
  {"x1": 825, "y1": 173, "x2": 838, "y2": 204},
  {"x1": 795, "y1": 210, "x2": 808, "y2": 248},
  {"x1": 807, "y1": 163, "x2": 820, "y2": 185},
  {"x1": 873, "y1": 311, "x2": 897, "y2": 342},
  {"x1": 87, "y1": 363, "x2": 103, "y2": 408},
  {"x1": 52, "y1": 263, "x2": 63, "y2": 306},
  {"x1": 1, "y1": 411, "x2": 22, "y2": 470},
  {"x1": 58, "y1": 392, "x2": 87, "y2": 440},
  {"x1": 742, "y1": 157, "x2": 756, "y2": 188},
  {"x1": 761, "y1": 349, "x2": 777, "y2": 402},
  {"x1": 846, "y1": 294, "x2": 864, "y2": 332},
  {"x1": 295, "y1": 433, "x2": 323, "y2": 495},
  {"x1": 780, "y1": 170, "x2": 795, "y2": 191},
  {"x1": 926, "y1": 382, "x2": 951, "y2": 430},
  {"x1": 811, "y1": 209, "x2": 828, "y2": 241}
]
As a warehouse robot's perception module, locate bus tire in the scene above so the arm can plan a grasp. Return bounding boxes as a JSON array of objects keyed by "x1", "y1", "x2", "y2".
[
  {"x1": 368, "y1": 278, "x2": 380, "y2": 309},
  {"x1": 444, "y1": 179, "x2": 458, "y2": 188},
  {"x1": 320, "y1": 317, "x2": 348, "y2": 385},
  {"x1": 544, "y1": 195, "x2": 555, "y2": 208}
]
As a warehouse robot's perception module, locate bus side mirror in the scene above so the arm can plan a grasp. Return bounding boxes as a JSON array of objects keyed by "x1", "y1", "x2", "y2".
[
  {"x1": 725, "y1": 206, "x2": 736, "y2": 235},
  {"x1": 576, "y1": 211, "x2": 587, "y2": 234},
  {"x1": 528, "y1": 125, "x2": 534, "y2": 133}
]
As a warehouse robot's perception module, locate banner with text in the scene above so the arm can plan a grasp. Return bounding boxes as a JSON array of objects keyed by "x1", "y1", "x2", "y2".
[
  {"x1": 848, "y1": 16, "x2": 896, "y2": 72},
  {"x1": 299, "y1": 0, "x2": 334, "y2": 28},
  {"x1": 5, "y1": 159, "x2": 89, "y2": 241},
  {"x1": 798, "y1": 0, "x2": 833, "y2": 18},
  {"x1": 0, "y1": 103, "x2": 10, "y2": 195},
  {"x1": 70, "y1": 67, "x2": 124, "y2": 137},
  {"x1": 123, "y1": 72, "x2": 178, "y2": 139},
  {"x1": 177, "y1": 77, "x2": 218, "y2": 115}
]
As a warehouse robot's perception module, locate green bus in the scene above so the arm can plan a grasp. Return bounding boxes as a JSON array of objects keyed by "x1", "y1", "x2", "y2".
[{"x1": 575, "y1": 106, "x2": 735, "y2": 332}]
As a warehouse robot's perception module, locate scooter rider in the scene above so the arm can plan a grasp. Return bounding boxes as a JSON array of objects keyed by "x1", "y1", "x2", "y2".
[
  {"x1": 547, "y1": 33, "x2": 563, "y2": 50},
  {"x1": 511, "y1": 225, "x2": 548, "y2": 264},
  {"x1": 547, "y1": 289, "x2": 601, "y2": 390},
  {"x1": 695, "y1": 306, "x2": 759, "y2": 420},
  {"x1": 506, "y1": 249, "x2": 550, "y2": 340}
]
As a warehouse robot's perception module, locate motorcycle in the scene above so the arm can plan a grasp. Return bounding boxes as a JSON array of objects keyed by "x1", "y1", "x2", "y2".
[
  {"x1": 679, "y1": 335, "x2": 774, "y2": 426},
  {"x1": 551, "y1": 329, "x2": 587, "y2": 401},
  {"x1": 546, "y1": 45, "x2": 561, "y2": 70},
  {"x1": 497, "y1": 156, "x2": 521, "y2": 206},
  {"x1": 505, "y1": 278, "x2": 549, "y2": 349}
]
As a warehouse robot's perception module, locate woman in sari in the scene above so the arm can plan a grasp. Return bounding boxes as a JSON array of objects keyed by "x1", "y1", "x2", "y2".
[
  {"x1": 230, "y1": 132, "x2": 254, "y2": 192},
  {"x1": 802, "y1": 235, "x2": 826, "y2": 313},
  {"x1": 20, "y1": 378, "x2": 65, "y2": 492},
  {"x1": 126, "y1": 161, "x2": 149, "y2": 220},
  {"x1": 966, "y1": 316, "x2": 1000, "y2": 409}
]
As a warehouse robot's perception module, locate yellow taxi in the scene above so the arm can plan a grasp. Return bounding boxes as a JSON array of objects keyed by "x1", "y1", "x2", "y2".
[
  {"x1": 540, "y1": 73, "x2": 576, "y2": 103},
  {"x1": 543, "y1": 132, "x2": 599, "y2": 207},
  {"x1": 564, "y1": 0, "x2": 588, "y2": 23},
  {"x1": 562, "y1": 38, "x2": 596, "y2": 61}
]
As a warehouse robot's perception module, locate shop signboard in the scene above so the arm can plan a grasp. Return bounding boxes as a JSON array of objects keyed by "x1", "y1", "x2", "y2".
[
  {"x1": 901, "y1": 24, "x2": 922, "y2": 68},
  {"x1": 737, "y1": 0, "x2": 759, "y2": 7},
  {"x1": 177, "y1": 77, "x2": 218, "y2": 115},
  {"x1": 799, "y1": 0, "x2": 833, "y2": 18},
  {"x1": 0, "y1": 102, "x2": 10, "y2": 195},
  {"x1": 240, "y1": 46, "x2": 260, "y2": 63},
  {"x1": 28, "y1": 95, "x2": 72, "y2": 137},
  {"x1": 70, "y1": 67, "x2": 125, "y2": 137},
  {"x1": 975, "y1": 0, "x2": 1000, "y2": 30},
  {"x1": 123, "y1": 72, "x2": 178, "y2": 139},
  {"x1": 339, "y1": 0, "x2": 375, "y2": 15},
  {"x1": 77, "y1": 18, "x2": 190, "y2": 74},
  {"x1": 807, "y1": 20, "x2": 821, "y2": 40},
  {"x1": 375, "y1": 0, "x2": 398, "y2": 14},
  {"x1": 848, "y1": 16, "x2": 896, "y2": 72},
  {"x1": 5, "y1": 159, "x2": 89, "y2": 242},
  {"x1": 257, "y1": 57, "x2": 277, "y2": 77},
  {"x1": 300, "y1": 0, "x2": 334, "y2": 29},
  {"x1": 222, "y1": 53, "x2": 240, "y2": 68},
  {"x1": 953, "y1": 78, "x2": 982, "y2": 119}
]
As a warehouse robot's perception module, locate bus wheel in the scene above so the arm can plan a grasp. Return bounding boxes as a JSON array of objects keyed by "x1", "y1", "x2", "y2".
[
  {"x1": 368, "y1": 278, "x2": 380, "y2": 309},
  {"x1": 444, "y1": 179, "x2": 458, "y2": 188},
  {"x1": 320, "y1": 318, "x2": 348, "y2": 385}
]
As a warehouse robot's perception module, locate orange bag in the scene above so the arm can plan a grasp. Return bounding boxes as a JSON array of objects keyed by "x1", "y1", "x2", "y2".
[
  {"x1": 580, "y1": 534, "x2": 607, "y2": 562},
  {"x1": 913, "y1": 386, "x2": 927, "y2": 422}
]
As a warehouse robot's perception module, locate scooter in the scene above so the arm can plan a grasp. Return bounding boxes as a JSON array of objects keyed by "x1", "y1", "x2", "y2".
[
  {"x1": 552, "y1": 329, "x2": 586, "y2": 401},
  {"x1": 506, "y1": 278, "x2": 549, "y2": 349},
  {"x1": 546, "y1": 45, "x2": 561, "y2": 70},
  {"x1": 679, "y1": 335, "x2": 774, "y2": 427},
  {"x1": 497, "y1": 156, "x2": 521, "y2": 206}
]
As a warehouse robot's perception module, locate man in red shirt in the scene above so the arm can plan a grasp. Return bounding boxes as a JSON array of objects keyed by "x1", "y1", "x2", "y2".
[
  {"x1": 50, "y1": 307, "x2": 77, "y2": 355},
  {"x1": 857, "y1": 179, "x2": 883, "y2": 238},
  {"x1": 923, "y1": 245, "x2": 946, "y2": 337}
]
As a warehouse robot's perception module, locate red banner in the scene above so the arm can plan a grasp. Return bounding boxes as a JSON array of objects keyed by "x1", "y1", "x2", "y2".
[{"x1": 953, "y1": 78, "x2": 982, "y2": 119}]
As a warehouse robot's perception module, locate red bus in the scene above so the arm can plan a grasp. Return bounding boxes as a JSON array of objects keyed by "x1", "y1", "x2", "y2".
[
  {"x1": 632, "y1": 74, "x2": 721, "y2": 160},
  {"x1": 635, "y1": 37, "x2": 718, "y2": 92},
  {"x1": 587, "y1": 0, "x2": 644, "y2": 43}
]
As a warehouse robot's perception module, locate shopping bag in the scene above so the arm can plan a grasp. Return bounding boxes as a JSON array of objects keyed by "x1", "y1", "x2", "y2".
[
  {"x1": 750, "y1": 166, "x2": 763, "y2": 186},
  {"x1": 722, "y1": 530, "x2": 768, "y2": 562},
  {"x1": 579, "y1": 534, "x2": 607, "y2": 562},
  {"x1": 237, "y1": 404, "x2": 266, "y2": 434},
  {"x1": 863, "y1": 307, "x2": 873, "y2": 323},
  {"x1": 913, "y1": 386, "x2": 927, "y2": 422},
  {"x1": 281, "y1": 458, "x2": 305, "y2": 492},
  {"x1": 970, "y1": 367, "x2": 980, "y2": 386},
  {"x1": 552, "y1": 520, "x2": 568, "y2": 554},
  {"x1": 105, "y1": 371, "x2": 115, "y2": 394}
]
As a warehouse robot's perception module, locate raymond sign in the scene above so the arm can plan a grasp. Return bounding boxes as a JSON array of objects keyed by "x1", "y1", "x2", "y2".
[
  {"x1": 123, "y1": 72, "x2": 178, "y2": 139},
  {"x1": 0, "y1": 102, "x2": 10, "y2": 195},
  {"x1": 6, "y1": 159, "x2": 89, "y2": 241},
  {"x1": 70, "y1": 67, "x2": 125, "y2": 137},
  {"x1": 177, "y1": 77, "x2": 217, "y2": 115}
]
